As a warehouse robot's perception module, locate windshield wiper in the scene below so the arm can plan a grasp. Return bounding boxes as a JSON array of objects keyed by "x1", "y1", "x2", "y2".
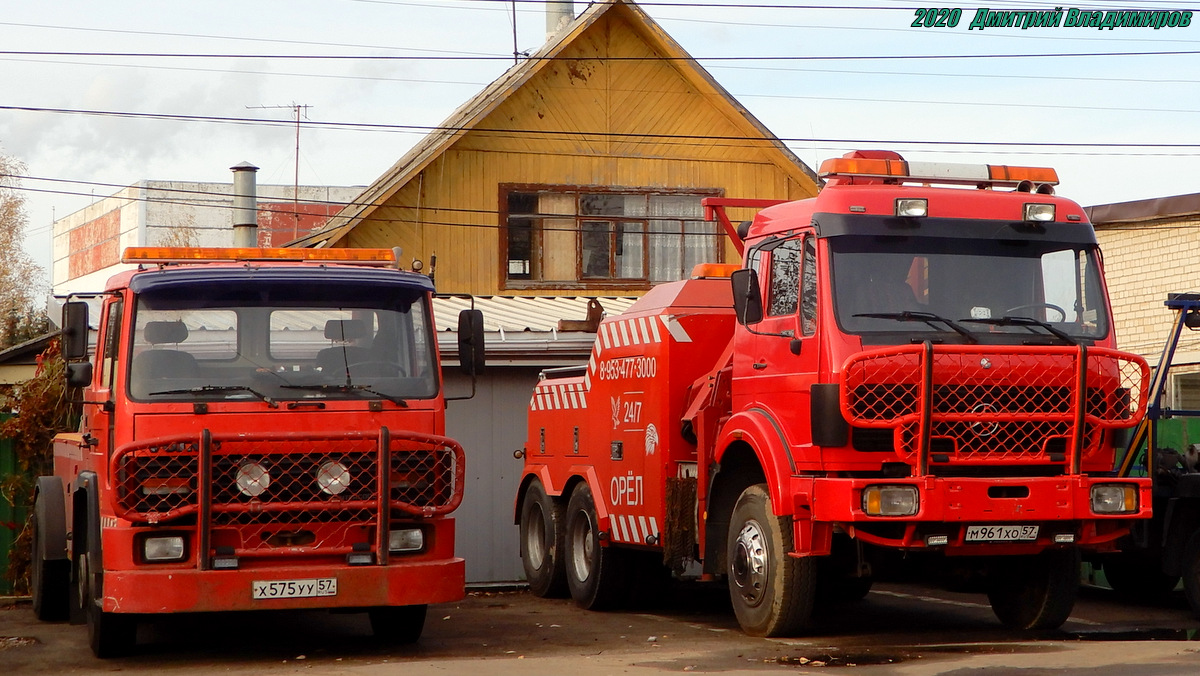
[
  {"x1": 961, "y1": 316, "x2": 1076, "y2": 345},
  {"x1": 853, "y1": 311, "x2": 979, "y2": 344},
  {"x1": 280, "y1": 383, "x2": 409, "y2": 407},
  {"x1": 148, "y1": 385, "x2": 279, "y2": 408}
]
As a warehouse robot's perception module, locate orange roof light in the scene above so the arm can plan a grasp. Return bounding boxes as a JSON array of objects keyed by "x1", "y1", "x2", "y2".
[
  {"x1": 690, "y1": 263, "x2": 740, "y2": 279},
  {"x1": 122, "y1": 247, "x2": 398, "y2": 266},
  {"x1": 820, "y1": 156, "x2": 1059, "y2": 188},
  {"x1": 818, "y1": 157, "x2": 909, "y2": 179},
  {"x1": 987, "y1": 165, "x2": 1059, "y2": 185}
]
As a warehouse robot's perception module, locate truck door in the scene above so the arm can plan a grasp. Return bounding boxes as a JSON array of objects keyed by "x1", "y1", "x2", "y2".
[
  {"x1": 744, "y1": 234, "x2": 820, "y2": 466},
  {"x1": 93, "y1": 298, "x2": 124, "y2": 456}
]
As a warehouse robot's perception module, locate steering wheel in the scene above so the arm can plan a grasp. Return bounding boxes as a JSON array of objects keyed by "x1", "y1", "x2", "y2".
[
  {"x1": 346, "y1": 361, "x2": 405, "y2": 377},
  {"x1": 1004, "y1": 303, "x2": 1067, "y2": 322}
]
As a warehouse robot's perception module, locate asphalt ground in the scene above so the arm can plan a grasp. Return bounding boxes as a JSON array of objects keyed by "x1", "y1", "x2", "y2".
[{"x1": 2, "y1": 581, "x2": 1198, "y2": 674}]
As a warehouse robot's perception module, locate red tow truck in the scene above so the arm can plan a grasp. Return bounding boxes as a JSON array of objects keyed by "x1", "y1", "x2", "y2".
[
  {"x1": 30, "y1": 246, "x2": 484, "y2": 657},
  {"x1": 516, "y1": 151, "x2": 1152, "y2": 636}
]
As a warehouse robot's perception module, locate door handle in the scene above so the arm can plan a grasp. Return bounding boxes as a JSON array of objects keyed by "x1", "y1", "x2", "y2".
[{"x1": 752, "y1": 362, "x2": 768, "y2": 370}]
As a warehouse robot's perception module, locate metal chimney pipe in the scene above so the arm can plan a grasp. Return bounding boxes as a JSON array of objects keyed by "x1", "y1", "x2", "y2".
[
  {"x1": 546, "y1": 1, "x2": 573, "y2": 38},
  {"x1": 230, "y1": 161, "x2": 259, "y2": 247}
]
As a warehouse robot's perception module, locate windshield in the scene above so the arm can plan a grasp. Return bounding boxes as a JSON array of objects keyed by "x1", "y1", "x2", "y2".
[
  {"x1": 127, "y1": 286, "x2": 438, "y2": 403},
  {"x1": 829, "y1": 234, "x2": 1108, "y2": 343}
]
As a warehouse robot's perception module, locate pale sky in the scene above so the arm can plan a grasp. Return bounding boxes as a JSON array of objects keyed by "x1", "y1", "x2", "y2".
[{"x1": 3, "y1": 0, "x2": 1198, "y2": 284}]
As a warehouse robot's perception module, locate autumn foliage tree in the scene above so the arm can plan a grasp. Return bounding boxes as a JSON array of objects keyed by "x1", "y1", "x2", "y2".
[
  {"x1": 1, "y1": 340, "x2": 73, "y2": 593},
  {"x1": 0, "y1": 152, "x2": 48, "y2": 349}
]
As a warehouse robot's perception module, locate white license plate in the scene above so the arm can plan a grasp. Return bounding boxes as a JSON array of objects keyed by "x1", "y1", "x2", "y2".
[
  {"x1": 252, "y1": 578, "x2": 338, "y2": 600},
  {"x1": 965, "y1": 525, "x2": 1039, "y2": 542}
]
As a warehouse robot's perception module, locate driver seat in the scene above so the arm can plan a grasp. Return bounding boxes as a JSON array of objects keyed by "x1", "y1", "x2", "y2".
[{"x1": 317, "y1": 319, "x2": 371, "y2": 376}]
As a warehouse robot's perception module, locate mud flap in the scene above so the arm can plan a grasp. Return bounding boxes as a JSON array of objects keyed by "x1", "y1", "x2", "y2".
[{"x1": 664, "y1": 477, "x2": 697, "y2": 574}]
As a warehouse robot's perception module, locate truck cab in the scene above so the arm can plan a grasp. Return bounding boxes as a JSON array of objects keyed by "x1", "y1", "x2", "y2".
[{"x1": 30, "y1": 247, "x2": 483, "y2": 657}]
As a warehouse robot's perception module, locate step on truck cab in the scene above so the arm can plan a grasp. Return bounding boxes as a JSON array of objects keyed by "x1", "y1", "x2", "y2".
[
  {"x1": 29, "y1": 246, "x2": 484, "y2": 657},
  {"x1": 516, "y1": 151, "x2": 1152, "y2": 636}
]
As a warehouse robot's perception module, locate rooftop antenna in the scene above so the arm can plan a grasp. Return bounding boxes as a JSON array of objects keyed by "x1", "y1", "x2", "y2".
[{"x1": 248, "y1": 102, "x2": 311, "y2": 240}]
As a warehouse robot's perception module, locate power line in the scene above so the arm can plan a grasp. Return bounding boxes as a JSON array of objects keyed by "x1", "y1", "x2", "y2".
[
  {"x1": 3, "y1": 104, "x2": 1199, "y2": 149},
  {"x1": 3, "y1": 48, "x2": 1198, "y2": 61},
  {"x1": 10, "y1": 173, "x2": 1200, "y2": 235}
]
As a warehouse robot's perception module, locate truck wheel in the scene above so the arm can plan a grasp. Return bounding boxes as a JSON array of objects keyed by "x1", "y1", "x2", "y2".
[
  {"x1": 1183, "y1": 531, "x2": 1200, "y2": 619},
  {"x1": 1102, "y1": 553, "x2": 1179, "y2": 599},
  {"x1": 76, "y1": 548, "x2": 136, "y2": 657},
  {"x1": 564, "y1": 482, "x2": 629, "y2": 610},
  {"x1": 726, "y1": 484, "x2": 815, "y2": 637},
  {"x1": 368, "y1": 604, "x2": 427, "y2": 643},
  {"x1": 72, "y1": 508, "x2": 136, "y2": 658},
  {"x1": 31, "y1": 481, "x2": 70, "y2": 622},
  {"x1": 987, "y1": 548, "x2": 1079, "y2": 631},
  {"x1": 520, "y1": 480, "x2": 567, "y2": 598}
]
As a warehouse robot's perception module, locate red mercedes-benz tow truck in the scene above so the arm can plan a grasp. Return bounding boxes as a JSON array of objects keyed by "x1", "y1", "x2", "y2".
[
  {"x1": 30, "y1": 246, "x2": 484, "y2": 656},
  {"x1": 516, "y1": 151, "x2": 1151, "y2": 636}
]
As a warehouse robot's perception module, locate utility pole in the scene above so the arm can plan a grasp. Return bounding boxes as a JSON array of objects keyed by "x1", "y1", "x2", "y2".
[{"x1": 248, "y1": 102, "x2": 311, "y2": 241}]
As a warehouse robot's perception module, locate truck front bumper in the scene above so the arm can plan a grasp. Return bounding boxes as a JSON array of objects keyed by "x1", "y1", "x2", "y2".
[
  {"x1": 99, "y1": 557, "x2": 465, "y2": 614},
  {"x1": 796, "y1": 474, "x2": 1152, "y2": 553}
]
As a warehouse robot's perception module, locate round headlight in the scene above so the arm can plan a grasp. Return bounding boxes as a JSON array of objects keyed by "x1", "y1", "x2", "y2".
[
  {"x1": 235, "y1": 461, "x2": 270, "y2": 497},
  {"x1": 317, "y1": 461, "x2": 351, "y2": 496}
]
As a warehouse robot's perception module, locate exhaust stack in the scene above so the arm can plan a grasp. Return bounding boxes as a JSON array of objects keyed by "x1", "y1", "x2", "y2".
[{"x1": 231, "y1": 161, "x2": 259, "y2": 247}]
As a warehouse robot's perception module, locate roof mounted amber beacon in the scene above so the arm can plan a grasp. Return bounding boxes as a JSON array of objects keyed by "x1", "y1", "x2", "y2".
[{"x1": 819, "y1": 152, "x2": 1059, "y2": 190}]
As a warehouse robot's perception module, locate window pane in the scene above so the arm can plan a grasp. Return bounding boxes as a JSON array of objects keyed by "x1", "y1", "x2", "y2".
[
  {"x1": 801, "y1": 237, "x2": 817, "y2": 335},
  {"x1": 767, "y1": 239, "x2": 801, "y2": 317},
  {"x1": 617, "y1": 222, "x2": 645, "y2": 279},
  {"x1": 581, "y1": 221, "x2": 611, "y2": 278},
  {"x1": 508, "y1": 192, "x2": 538, "y2": 215},
  {"x1": 581, "y1": 194, "x2": 624, "y2": 215},
  {"x1": 649, "y1": 220, "x2": 682, "y2": 284},
  {"x1": 682, "y1": 220, "x2": 718, "y2": 274},
  {"x1": 648, "y1": 194, "x2": 703, "y2": 218},
  {"x1": 507, "y1": 217, "x2": 534, "y2": 279}
]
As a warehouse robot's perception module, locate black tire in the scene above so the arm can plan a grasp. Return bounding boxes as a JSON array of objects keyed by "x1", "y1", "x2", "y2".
[
  {"x1": 1182, "y1": 531, "x2": 1200, "y2": 619},
  {"x1": 31, "y1": 481, "x2": 70, "y2": 622},
  {"x1": 987, "y1": 548, "x2": 1079, "y2": 631},
  {"x1": 368, "y1": 604, "x2": 427, "y2": 644},
  {"x1": 1102, "y1": 553, "x2": 1179, "y2": 599},
  {"x1": 726, "y1": 484, "x2": 816, "y2": 637},
  {"x1": 563, "y1": 482, "x2": 629, "y2": 610},
  {"x1": 76, "y1": 545, "x2": 136, "y2": 658},
  {"x1": 520, "y1": 480, "x2": 568, "y2": 598}
]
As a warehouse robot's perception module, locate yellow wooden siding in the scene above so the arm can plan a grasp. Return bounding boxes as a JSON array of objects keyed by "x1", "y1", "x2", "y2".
[{"x1": 337, "y1": 8, "x2": 818, "y2": 297}]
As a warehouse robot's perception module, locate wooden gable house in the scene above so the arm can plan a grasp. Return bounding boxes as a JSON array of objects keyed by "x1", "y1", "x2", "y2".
[{"x1": 292, "y1": 0, "x2": 820, "y2": 296}]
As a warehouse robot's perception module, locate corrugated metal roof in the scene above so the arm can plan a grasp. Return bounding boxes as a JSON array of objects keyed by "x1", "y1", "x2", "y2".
[{"x1": 432, "y1": 296, "x2": 637, "y2": 333}]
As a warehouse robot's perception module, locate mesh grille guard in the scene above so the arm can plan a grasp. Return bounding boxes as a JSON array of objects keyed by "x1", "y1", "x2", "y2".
[
  {"x1": 840, "y1": 343, "x2": 1148, "y2": 472},
  {"x1": 109, "y1": 428, "x2": 466, "y2": 525}
]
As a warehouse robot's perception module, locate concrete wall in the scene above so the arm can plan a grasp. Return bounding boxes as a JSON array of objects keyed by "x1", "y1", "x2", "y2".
[{"x1": 51, "y1": 181, "x2": 362, "y2": 297}]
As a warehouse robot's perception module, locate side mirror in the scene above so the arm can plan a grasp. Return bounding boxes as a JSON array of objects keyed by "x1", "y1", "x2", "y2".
[
  {"x1": 62, "y1": 301, "x2": 90, "y2": 360},
  {"x1": 457, "y1": 309, "x2": 486, "y2": 376},
  {"x1": 730, "y1": 269, "x2": 764, "y2": 325},
  {"x1": 66, "y1": 362, "x2": 93, "y2": 388}
]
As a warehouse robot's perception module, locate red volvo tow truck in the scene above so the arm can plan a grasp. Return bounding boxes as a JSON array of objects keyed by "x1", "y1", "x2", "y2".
[
  {"x1": 516, "y1": 151, "x2": 1151, "y2": 636},
  {"x1": 29, "y1": 246, "x2": 484, "y2": 656}
]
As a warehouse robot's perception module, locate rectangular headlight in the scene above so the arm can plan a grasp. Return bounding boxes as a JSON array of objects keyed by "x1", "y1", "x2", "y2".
[
  {"x1": 862, "y1": 485, "x2": 919, "y2": 516},
  {"x1": 389, "y1": 528, "x2": 424, "y2": 553},
  {"x1": 895, "y1": 198, "x2": 928, "y2": 217},
  {"x1": 1023, "y1": 203, "x2": 1056, "y2": 222},
  {"x1": 1091, "y1": 484, "x2": 1137, "y2": 514},
  {"x1": 143, "y1": 535, "x2": 186, "y2": 562}
]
